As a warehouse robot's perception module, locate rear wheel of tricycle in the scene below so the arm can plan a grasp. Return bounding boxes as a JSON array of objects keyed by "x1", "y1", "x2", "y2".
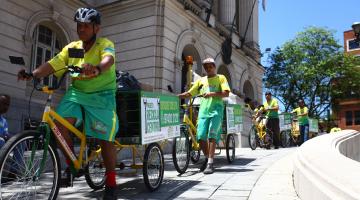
[
  {"x1": 143, "y1": 143, "x2": 164, "y2": 191},
  {"x1": 226, "y1": 134, "x2": 236, "y2": 163},
  {"x1": 85, "y1": 143, "x2": 106, "y2": 190},
  {"x1": 172, "y1": 126, "x2": 190, "y2": 174}
]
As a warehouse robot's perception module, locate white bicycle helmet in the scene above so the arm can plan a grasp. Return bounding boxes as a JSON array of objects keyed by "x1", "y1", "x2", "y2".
[{"x1": 74, "y1": 8, "x2": 101, "y2": 24}]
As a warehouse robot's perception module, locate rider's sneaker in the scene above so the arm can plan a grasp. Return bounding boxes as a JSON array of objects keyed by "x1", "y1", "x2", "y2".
[
  {"x1": 203, "y1": 163, "x2": 214, "y2": 174},
  {"x1": 199, "y1": 158, "x2": 208, "y2": 172},
  {"x1": 103, "y1": 186, "x2": 117, "y2": 200},
  {"x1": 60, "y1": 167, "x2": 72, "y2": 187}
]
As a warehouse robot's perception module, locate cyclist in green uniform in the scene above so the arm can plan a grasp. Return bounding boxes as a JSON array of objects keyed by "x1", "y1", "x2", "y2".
[
  {"x1": 263, "y1": 91, "x2": 280, "y2": 149},
  {"x1": 18, "y1": 8, "x2": 118, "y2": 200},
  {"x1": 292, "y1": 99, "x2": 309, "y2": 144},
  {"x1": 178, "y1": 57, "x2": 230, "y2": 174}
]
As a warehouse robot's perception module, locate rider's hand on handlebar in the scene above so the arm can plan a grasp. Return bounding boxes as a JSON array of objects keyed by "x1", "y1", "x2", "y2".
[
  {"x1": 202, "y1": 92, "x2": 213, "y2": 98},
  {"x1": 17, "y1": 69, "x2": 33, "y2": 81},
  {"x1": 81, "y1": 63, "x2": 100, "y2": 77}
]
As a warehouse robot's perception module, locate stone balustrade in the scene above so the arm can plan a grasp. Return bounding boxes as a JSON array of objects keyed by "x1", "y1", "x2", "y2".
[{"x1": 293, "y1": 130, "x2": 360, "y2": 200}]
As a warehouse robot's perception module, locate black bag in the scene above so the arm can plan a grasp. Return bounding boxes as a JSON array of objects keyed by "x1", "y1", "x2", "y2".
[{"x1": 116, "y1": 70, "x2": 141, "y2": 91}]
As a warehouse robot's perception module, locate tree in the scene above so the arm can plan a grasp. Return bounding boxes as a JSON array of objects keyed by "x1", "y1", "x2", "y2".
[{"x1": 264, "y1": 26, "x2": 360, "y2": 118}]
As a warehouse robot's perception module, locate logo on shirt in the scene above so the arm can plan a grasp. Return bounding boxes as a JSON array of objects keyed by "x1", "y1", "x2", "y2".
[{"x1": 104, "y1": 47, "x2": 115, "y2": 54}]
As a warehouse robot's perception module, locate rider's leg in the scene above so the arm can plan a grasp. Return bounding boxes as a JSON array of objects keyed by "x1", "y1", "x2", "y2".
[
  {"x1": 303, "y1": 124, "x2": 309, "y2": 142},
  {"x1": 199, "y1": 139, "x2": 209, "y2": 157},
  {"x1": 273, "y1": 118, "x2": 280, "y2": 148},
  {"x1": 299, "y1": 125, "x2": 305, "y2": 145},
  {"x1": 208, "y1": 138, "x2": 216, "y2": 160},
  {"x1": 55, "y1": 118, "x2": 76, "y2": 165},
  {"x1": 99, "y1": 140, "x2": 117, "y2": 187}
]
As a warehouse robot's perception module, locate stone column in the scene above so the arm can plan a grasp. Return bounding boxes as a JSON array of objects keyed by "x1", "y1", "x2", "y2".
[
  {"x1": 238, "y1": 0, "x2": 259, "y2": 48},
  {"x1": 218, "y1": 0, "x2": 236, "y2": 29}
]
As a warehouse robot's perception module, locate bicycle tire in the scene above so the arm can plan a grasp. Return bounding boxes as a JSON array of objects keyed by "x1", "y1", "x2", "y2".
[
  {"x1": 143, "y1": 143, "x2": 164, "y2": 191},
  {"x1": 84, "y1": 144, "x2": 106, "y2": 190},
  {"x1": 172, "y1": 127, "x2": 190, "y2": 174},
  {"x1": 248, "y1": 125, "x2": 257, "y2": 150},
  {"x1": 280, "y1": 130, "x2": 291, "y2": 148},
  {"x1": 226, "y1": 134, "x2": 236, "y2": 163},
  {"x1": 0, "y1": 131, "x2": 61, "y2": 200}
]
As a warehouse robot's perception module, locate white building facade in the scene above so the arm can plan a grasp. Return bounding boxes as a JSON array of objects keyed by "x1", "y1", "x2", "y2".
[{"x1": 0, "y1": 0, "x2": 264, "y2": 147}]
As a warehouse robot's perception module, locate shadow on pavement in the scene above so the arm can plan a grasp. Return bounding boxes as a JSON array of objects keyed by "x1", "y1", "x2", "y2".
[{"x1": 78, "y1": 178, "x2": 201, "y2": 200}]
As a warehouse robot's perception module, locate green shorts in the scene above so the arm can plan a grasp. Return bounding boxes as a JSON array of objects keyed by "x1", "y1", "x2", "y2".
[
  {"x1": 196, "y1": 115, "x2": 223, "y2": 143},
  {"x1": 56, "y1": 88, "x2": 118, "y2": 142}
]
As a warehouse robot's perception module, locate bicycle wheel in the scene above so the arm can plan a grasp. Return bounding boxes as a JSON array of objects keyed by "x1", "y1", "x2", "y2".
[
  {"x1": 84, "y1": 144, "x2": 106, "y2": 190},
  {"x1": 0, "y1": 131, "x2": 61, "y2": 200},
  {"x1": 172, "y1": 126, "x2": 190, "y2": 174},
  {"x1": 280, "y1": 130, "x2": 291, "y2": 148},
  {"x1": 248, "y1": 125, "x2": 257, "y2": 150},
  {"x1": 189, "y1": 139, "x2": 201, "y2": 164},
  {"x1": 143, "y1": 143, "x2": 164, "y2": 191},
  {"x1": 225, "y1": 134, "x2": 236, "y2": 163}
]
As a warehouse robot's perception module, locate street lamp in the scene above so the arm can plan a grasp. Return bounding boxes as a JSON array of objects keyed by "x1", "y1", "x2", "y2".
[{"x1": 351, "y1": 22, "x2": 360, "y2": 41}]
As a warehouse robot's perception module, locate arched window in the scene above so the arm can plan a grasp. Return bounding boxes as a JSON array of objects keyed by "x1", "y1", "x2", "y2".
[
  {"x1": 243, "y1": 80, "x2": 254, "y2": 100},
  {"x1": 31, "y1": 24, "x2": 62, "y2": 87}
]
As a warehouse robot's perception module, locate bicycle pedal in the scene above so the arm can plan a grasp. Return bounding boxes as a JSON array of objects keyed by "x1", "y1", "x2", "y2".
[
  {"x1": 75, "y1": 169, "x2": 85, "y2": 178},
  {"x1": 59, "y1": 177, "x2": 73, "y2": 187}
]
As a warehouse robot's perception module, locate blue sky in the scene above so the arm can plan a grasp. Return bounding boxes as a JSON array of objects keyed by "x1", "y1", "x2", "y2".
[{"x1": 259, "y1": 0, "x2": 360, "y2": 65}]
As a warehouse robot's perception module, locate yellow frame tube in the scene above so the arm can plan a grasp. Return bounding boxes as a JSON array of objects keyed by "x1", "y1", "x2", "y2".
[{"x1": 43, "y1": 109, "x2": 86, "y2": 169}]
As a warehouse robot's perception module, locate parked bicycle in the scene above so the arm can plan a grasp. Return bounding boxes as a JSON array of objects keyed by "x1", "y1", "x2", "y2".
[{"x1": 248, "y1": 108, "x2": 274, "y2": 150}]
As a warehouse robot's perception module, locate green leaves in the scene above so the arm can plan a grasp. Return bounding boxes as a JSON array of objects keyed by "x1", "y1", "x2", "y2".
[{"x1": 264, "y1": 26, "x2": 359, "y2": 118}]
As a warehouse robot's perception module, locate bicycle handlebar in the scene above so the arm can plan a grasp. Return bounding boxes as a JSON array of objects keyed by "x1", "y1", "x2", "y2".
[{"x1": 20, "y1": 66, "x2": 83, "y2": 91}]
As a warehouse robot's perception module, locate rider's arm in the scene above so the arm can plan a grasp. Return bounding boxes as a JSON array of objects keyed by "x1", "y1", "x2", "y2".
[
  {"x1": 204, "y1": 90, "x2": 229, "y2": 98},
  {"x1": 97, "y1": 55, "x2": 114, "y2": 73},
  {"x1": 204, "y1": 75, "x2": 230, "y2": 98},
  {"x1": 178, "y1": 92, "x2": 191, "y2": 99},
  {"x1": 32, "y1": 63, "x2": 55, "y2": 78},
  {"x1": 265, "y1": 99, "x2": 279, "y2": 111},
  {"x1": 18, "y1": 62, "x2": 55, "y2": 80},
  {"x1": 179, "y1": 79, "x2": 200, "y2": 99},
  {"x1": 82, "y1": 55, "x2": 114, "y2": 76}
]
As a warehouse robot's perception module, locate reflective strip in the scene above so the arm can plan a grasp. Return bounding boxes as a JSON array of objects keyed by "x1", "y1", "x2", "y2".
[{"x1": 108, "y1": 110, "x2": 117, "y2": 141}]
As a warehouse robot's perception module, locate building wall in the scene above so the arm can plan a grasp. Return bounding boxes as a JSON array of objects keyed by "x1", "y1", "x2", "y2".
[
  {"x1": 340, "y1": 30, "x2": 360, "y2": 131},
  {"x1": 338, "y1": 100, "x2": 360, "y2": 131},
  {"x1": 0, "y1": 0, "x2": 83, "y2": 133},
  {"x1": 0, "y1": 0, "x2": 264, "y2": 147},
  {"x1": 344, "y1": 30, "x2": 360, "y2": 56}
]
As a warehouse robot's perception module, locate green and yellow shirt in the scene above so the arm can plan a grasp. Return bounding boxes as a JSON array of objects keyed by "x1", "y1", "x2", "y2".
[
  {"x1": 48, "y1": 37, "x2": 116, "y2": 93},
  {"x1": 264, "y1": 98, "x2": 279, "y2": 119},
  {"x1": 292, "y1": 107, "x2": 309, "y2": 125},
  {"x1": 188, "y1": 75, "x2": 230, "y2": 118}
]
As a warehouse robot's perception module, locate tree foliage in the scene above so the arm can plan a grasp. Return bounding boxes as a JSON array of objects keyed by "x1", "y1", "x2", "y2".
[{"x1": 264, "y1": 26, "x2": 360, "y2": 118}]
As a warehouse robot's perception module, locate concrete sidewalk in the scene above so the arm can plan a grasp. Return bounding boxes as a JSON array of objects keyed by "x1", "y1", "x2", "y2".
[{"x1": 58, "y1": 147, "x2": 300, "y2": 200}]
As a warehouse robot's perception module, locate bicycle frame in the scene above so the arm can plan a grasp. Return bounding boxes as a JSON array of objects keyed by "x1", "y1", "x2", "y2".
[
  {"x1": 253, "y1": 116, "x2": 268, "y2": 141},
  {"x1": 40, "y1": 88, "x2": 87, "y2": 170},
  {"x1": 182, "y1": 108, "x2": 200, "y2": 150},
  {"x1": 256, "y1": 124, "x2": 267, "y2": 141}
]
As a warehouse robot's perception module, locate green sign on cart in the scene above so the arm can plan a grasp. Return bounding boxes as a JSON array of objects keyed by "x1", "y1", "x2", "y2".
[
  {"x1": 141, "y1": 92, "x2": 180, "y2": 144},
  {"x1": 280, "y1": 113, "x2": 292, "y2": 131},
  {"x1": 309, "y1": 118, "x2": 319, "y2": 133},
  {"x1": 226, "y1": 104, "x2": 243, "y2": 133}
]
